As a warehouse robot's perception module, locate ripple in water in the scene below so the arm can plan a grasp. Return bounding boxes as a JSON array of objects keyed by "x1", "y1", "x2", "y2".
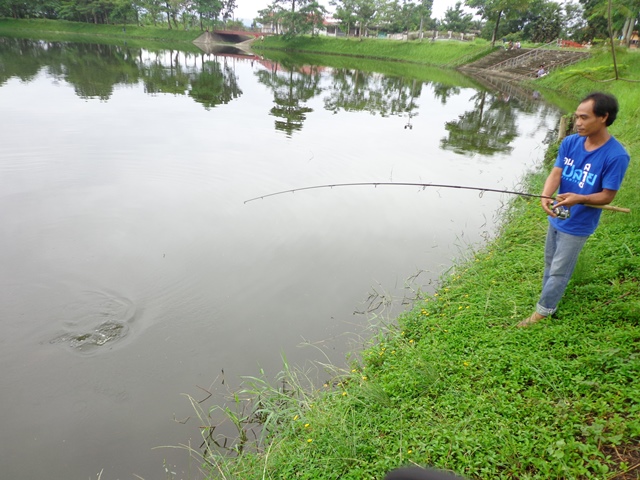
[{"x1": 50, "y1": 290, "x2": 137, "y2": 354}]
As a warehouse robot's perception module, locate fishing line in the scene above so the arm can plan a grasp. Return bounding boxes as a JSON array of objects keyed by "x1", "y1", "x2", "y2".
[{"x1": 244, "y1": 182, "x2": 630, "y2": 213}]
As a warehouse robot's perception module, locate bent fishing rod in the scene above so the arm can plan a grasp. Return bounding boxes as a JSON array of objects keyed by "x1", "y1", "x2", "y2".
[{"x1": 244, "y1": 182, "x2": 631, "y2": 213}]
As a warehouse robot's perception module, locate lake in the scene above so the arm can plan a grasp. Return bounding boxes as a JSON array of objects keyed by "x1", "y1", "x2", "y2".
[{"x1": 0, "y1": 37, "x2": 561, "y2": 479}]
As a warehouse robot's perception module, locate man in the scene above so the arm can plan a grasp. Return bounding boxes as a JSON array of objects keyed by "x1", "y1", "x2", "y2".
[{"x1": 518, "y1": 92, "x2": 630, "y2": 327}]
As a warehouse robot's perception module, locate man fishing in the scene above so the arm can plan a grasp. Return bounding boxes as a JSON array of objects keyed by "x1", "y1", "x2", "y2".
[{"x1": 517, "y1": 92, "x2": 630, "y2": 327}]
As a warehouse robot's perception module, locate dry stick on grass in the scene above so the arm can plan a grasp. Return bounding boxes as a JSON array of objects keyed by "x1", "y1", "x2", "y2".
[{"x1": 607, "y1": 461, "x2": 640, "y2": 480}]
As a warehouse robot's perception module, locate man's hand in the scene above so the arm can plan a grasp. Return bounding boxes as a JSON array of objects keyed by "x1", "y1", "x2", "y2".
[
  {"x1": 553, "y1": 192, "x2": 586, "y2": 208},
  {"x1": 541, "y1": 196, "x2": 556, "y2": 217},
  {"x1": 540, "y1": 167, "x2": 562, "y2": 217}
]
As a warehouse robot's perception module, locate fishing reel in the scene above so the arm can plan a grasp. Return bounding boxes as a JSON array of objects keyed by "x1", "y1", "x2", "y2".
[{"x1": 553, "y1": 205, "x2": 570, "y2": 220}]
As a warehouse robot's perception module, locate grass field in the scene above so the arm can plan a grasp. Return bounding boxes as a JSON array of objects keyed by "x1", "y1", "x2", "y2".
[
  {"x1": 254, "y1": 35, "x2": 496, "y2": 68},
  {"x1": 0, "y1": 18, "x2": 202, "y2": 43}
]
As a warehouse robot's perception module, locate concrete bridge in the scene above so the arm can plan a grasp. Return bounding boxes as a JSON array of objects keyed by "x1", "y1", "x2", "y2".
[{"x1": 194, "y1": 30, "x2": 267, "y2": 46}]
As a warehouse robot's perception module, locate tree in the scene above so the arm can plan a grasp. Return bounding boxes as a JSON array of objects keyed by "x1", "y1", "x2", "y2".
[
  {"x1": 415, "y1": 0, "x2": 433, "y2": 40},
  {"x1": 378, "y1": 0, "x2": 411, "y2": 35},
  {"x1": 164, "y1": 0, "x2": 183, "y2": 29},
  {"x1": 441, "y1": 1, "x2": 473, "y2": 32},
  {"x1": 256, "y1": 1, "x2": 285, "y2": 33},
  {"x1": 562, "y1": 1, "x2": 588, "y2": 40},
  {"x1": 195, "y1": 0, "x2": 224, "y2": 30},
  {"x1": 526, "y1": 0, "x2": 563, "y2": 42},
  {"x1": 300, "y1": 0, "x2": 328, "y2": 35},
  {"x1": 330, "y1": 0, "x2": 357, "y2": 35},
  {"x1": 577, "y1": 0, "x2": 610, "y2": 38},
  {"x1": 353, "y1": 0, "x2": 379, "y2": 37},
  {"x1": 110, "y1": 0, "x2": 138, "y2": 24},
  {"x1": 275, "y1": 0, "x2": 326, "y2": 36},
  {"x1": 465, "y1": 0, "x2": 531, "y2": 44},
  {"x1": 221, "y1": 0, "x2": 237, "y2": 25},
  {"x1": 499, "y1": 0, "x2": 564, "y2": 42},
  {"x1": 140, "y1": 0, "x2": 164, "y2": 25}
]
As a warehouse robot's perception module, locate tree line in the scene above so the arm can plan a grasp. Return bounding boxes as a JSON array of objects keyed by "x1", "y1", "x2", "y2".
[
  {"x1": 0, "y1": 0, "x2": 637, "y2": 44},
  {"x1": 0, "y1": 1, "x2": 240, "y2": 31}
]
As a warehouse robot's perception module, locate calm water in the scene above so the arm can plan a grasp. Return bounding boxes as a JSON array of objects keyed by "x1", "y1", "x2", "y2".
[{"x1": 0, "y1": 37, "x2": 561, "y2": 479}]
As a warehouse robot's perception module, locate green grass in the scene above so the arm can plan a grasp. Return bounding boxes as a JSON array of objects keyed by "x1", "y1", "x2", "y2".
[
  {"x1": 193, "y1": 46, "x2": 640, "y2": 480},
  {"x1": 255, "y1": 35, "x2": 496, "y2": 68},
  {"x1": 0, "y1": 18, "x2": 202, "y2": 44}
]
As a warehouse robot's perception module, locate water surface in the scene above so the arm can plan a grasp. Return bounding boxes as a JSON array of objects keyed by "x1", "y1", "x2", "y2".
[{"x1": 0, "y1": 37, "x2": 561, "y2": 479}]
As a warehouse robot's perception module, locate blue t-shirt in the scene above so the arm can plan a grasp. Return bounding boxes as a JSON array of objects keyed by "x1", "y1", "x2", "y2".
[{"x1": 550, "y1": 133, "x2": 629, "y2": 236}]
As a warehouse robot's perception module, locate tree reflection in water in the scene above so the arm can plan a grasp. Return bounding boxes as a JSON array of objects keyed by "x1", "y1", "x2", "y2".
[
  {"x1": 255, "y1": 65, "x2": 322, "y2": 137},
  {"x1": 0, "y1": 36, "x2": 558, "y2": 152},
  {"x1": 440, "y1": 91, "x2": 519, "y2": 156}
]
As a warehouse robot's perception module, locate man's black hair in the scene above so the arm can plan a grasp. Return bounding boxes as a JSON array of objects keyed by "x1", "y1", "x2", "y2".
[{"x1": 580, "y1": 92, "x2": 619, "y2": 126}]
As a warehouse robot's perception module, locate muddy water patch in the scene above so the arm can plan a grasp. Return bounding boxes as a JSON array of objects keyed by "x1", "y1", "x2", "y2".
[{"x1": 49, "y1": 290, "x2": 138, "y2": 355}]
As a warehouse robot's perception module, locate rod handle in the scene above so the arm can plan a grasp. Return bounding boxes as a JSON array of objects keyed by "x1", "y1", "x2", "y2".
[{"x1": 585, "y1": 204, "x2": 631, "y2": 213}]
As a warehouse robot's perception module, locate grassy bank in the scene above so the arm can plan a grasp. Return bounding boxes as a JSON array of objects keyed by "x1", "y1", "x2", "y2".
[
  {"x1": 196, "y1": 49, "x2": 640, "y2": 479},
  {"x1": 0, "y1": 19, "x2": 494, "y2": 68},
  {"x1": 255, "y1": 35, "x2": 495, "y2": 68},
  {"x1": 0, "y1": 18, "x2": 202, "y2": 44}
]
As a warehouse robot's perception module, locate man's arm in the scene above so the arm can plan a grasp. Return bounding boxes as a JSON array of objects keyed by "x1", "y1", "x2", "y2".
[
  {"x1": 554, "y1": 189, "x2": 618, "y2": 208},
  {"x1": 541, "y1": 167, "x2": 562, "y2": 216}
]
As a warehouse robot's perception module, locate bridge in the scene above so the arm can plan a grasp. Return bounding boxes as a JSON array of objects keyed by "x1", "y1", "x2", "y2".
[{"x1": 194, "y1": 30, "x2": 268, "y2": 45}]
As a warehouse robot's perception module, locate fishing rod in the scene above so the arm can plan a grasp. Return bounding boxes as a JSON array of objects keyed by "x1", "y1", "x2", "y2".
[{"x1": 244, "y1": 182, "x2": 631, "y2": 213}]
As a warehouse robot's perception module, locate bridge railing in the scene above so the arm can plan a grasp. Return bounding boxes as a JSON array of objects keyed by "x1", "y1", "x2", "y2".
[{"x1": 487, "y1": 40, "x2": 558, "y2": 70}]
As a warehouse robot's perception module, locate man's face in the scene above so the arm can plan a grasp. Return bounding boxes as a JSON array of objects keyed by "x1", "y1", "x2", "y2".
[{"x1": 574, "y1": 99, "x2": 607, "y2": 137}]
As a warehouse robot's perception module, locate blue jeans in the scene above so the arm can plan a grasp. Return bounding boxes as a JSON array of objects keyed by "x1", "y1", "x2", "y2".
[{"x1": 536, "y1": 224, "x2": 589, "y2": 317}]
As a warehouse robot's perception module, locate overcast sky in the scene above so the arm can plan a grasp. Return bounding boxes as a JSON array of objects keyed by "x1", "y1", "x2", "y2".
[{"x1": 234, "y1": 0, "x2": 471, "y2": 23}]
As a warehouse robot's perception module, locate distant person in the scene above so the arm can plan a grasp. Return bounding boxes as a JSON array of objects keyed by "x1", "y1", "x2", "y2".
[
  {"x1": 536, "y1": 65, "x2": 546, "y2": 77},
  {"x1": 517, "y1": 92, "x2": 630, "y2": 327}
]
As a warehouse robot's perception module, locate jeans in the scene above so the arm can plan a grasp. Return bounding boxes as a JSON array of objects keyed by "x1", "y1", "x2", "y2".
[{"x1": 536, "y1": 224, "x2": 589, "y2": 317}]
